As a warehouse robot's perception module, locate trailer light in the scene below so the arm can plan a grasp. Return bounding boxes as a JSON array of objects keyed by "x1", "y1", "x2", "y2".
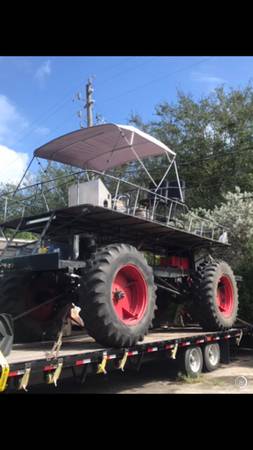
[
  {"x1": 127, "y1": 351, "x2": 138, "y2": 356},
  {"x1": 43, "y1": 364, "x2": 57, "y2": 372},
  {"x1": 147, "y1": 347, "x2": 158, "y2": 353},
  {"x1": 76, "y1": 359, "x2": 91, "y2": 366},
  {"x1": 8, "y1": 370, "x2": 25, "y2": 377}
]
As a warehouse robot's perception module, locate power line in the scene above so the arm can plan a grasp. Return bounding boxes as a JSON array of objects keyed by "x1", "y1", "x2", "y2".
[
  {"x1": 94, "y1": 57, "x2": 157, "y2": 88},
  {"x1": 9, "y1": 57, "x2": 136, "y2": 146},
  {"x1": 1, "y1": 58, "x2": 160, "y2": 178},
  {"x1": 178, "y1": 145, "x2": 253, "y2": 167},
  {"x1": 18, "y1": 57, "x2": 153, "y2": 140},
  {"x1": 100, "y1": 143, "x2": 253, "y2": 178},
  {"x1": 98, "y1": 57, "x2": 214, "y2": 107},
  {"x1": 72, "y1": 58, "x2": 158, "y2": 126},
  {"x1": 2, "y1": 56, "x2": 246, "y2": 182},
  {"x1": 0, "y1": 116, "x2": 79, "y2": 183},
  {"x1": 5, "y1": 57, "x2": 212, "y2": 149}
]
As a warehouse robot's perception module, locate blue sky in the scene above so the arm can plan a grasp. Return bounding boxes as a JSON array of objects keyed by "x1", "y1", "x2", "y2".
[{"x1": 1, "y1": 55, "x2": 253, "y2": 184}]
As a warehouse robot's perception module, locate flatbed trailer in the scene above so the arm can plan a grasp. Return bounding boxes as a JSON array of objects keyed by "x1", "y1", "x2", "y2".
[
  {"x1": 1, "y1": 325, "x2": 253, "y2": 393},
  {"x1": 0, "y1": 124, "x2": 247, "y2": 391}
]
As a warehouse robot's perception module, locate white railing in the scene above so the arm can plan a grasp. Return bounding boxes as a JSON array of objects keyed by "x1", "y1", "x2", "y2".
[{"x1": 0, "y1": 169, "x2": 228, "y2": 244}]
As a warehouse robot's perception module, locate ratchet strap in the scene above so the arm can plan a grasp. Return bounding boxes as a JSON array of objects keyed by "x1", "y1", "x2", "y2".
[
  {"x1": 0, "y1": 351, "x2": 10, "y2": 393},
  {"x1": 47, "y1": 359, "x2": 63, "y2": 386},
  {"x1": 171, "y1": 343, "x2": 178, "y2": 359},
  {"x1": 235, "y1": 330, "x2": 243, "y2": 346},
  {"x1": 46, "y1": 330, "x2": 64, "y2": 360},
  {"x1": 97, "y1": 355, "x2": 108, "y2": 374},
  {"x1": 18, "y1": 364, "x2": 31, "y2": 391},
  {"x1": 118, "y1": 351, "x2": 128, "y2": 371}
]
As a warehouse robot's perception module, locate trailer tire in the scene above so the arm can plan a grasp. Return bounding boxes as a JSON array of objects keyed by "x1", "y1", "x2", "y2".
[
  {"x1": 179, "y1": 346, "x2": 203, "y2": 378},
  {"x1": 78, "y1": 243, "x2": 157, "y2": 347},
  {"x1": 0, "y1": 273, "x2": 67, "y2": 342},
  {"x1": 193, "y1": 261, "x2": 238, "y2": 331},
  {"x1": 203, "y1": 343, "x2": 220, "y2": 372}
]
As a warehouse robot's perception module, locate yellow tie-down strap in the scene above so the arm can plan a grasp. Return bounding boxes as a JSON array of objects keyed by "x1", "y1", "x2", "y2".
[
  {"x1": 18, "y1": 364, "x2": 32, "y2": 392},
  {"x1": 97, "y1": 354, "x2": 108, "y2": 374},
  {"x1": 171, "y1": 343, "x2": 178, "y2": 359},
  {"x1": 47, "y1": 359, "x2": 63, "y2": 386},
  {"x1": 0, "y1": 351, "x2": 10, "y2": 393},
  {"x1": 118, "y1": 351, "x2": 128, "y2": 371}
]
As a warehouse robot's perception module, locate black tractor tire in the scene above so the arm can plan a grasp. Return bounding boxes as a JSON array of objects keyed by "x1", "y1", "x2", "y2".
[
  {"x1": 178, "y1": 346, "x2": 203, "y2": 378},
  {"x1": 78, "y1": 243, "x2": 157, "y2": 348},
  {"x1": 203, "y1": 343, "x2": 220, "y2": 372},
  {"x1": 0, "y1": 272, "x2": 68, "y2": 342},
  {"x1": 193, "y1": 260, "x2": 238, "y2": 331}
]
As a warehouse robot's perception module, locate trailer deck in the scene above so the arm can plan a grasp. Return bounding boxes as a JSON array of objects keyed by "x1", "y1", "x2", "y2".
[
  {"x1": 7, "y1": 328, "x2": 232, "y2": 364},
  {"x1": 1, "y1": 325, "x2": 251, "y2": 393}
]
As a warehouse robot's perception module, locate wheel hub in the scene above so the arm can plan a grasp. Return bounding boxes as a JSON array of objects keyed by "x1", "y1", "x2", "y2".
[
  {"x1": 216, "y1": 275, "x2": 234, "y2": 318},
  {"x1": 113, "y1": 290, "x2": 125, "y2": 301},
  {"x1": 189, "y1": 348, "x2": 201, "y2": 373},
  {"x1": 112, "y1": 264, "x2": 148, "y2": 326},
  {"x1": 207, "y1": 344, "x2": 219, "y2": 365}
]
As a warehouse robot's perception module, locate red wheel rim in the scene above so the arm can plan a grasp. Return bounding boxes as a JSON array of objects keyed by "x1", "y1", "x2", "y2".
[
  {"x1": 112, "y1": 264, "x2": 148, "y2": 325},
  {"x1": 216, "y1": 275, "x2": 234, "y2": 317}
]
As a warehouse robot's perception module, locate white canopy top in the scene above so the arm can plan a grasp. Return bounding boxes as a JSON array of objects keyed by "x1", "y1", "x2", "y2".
[{"x1": 34, "y1": 123, "x2": 175, "y2": 171}]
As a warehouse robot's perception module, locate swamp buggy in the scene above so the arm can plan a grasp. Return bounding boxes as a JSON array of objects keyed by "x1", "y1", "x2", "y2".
[{"x1": 0, "y1": 124, "x2": 239, "y2": 351}]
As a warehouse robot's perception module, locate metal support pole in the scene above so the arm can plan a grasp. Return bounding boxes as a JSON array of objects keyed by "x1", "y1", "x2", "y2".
[
  {"x1": 113, "y1": 181, "x2": 121, "y2": 209},
  {"x1": 133, "y1": 189, "x2": 140, "y2": 215},
  {"x1": 3, "y1": 197, "x2": 8, "y2": 221},
  {"x1": 155, "y1": 157, "x2": 175, "y2": 192},
  {"x1": 12, "y1": 156, "x2": 35, "y2": 197},
  {"x1": 166, "y1": 201, "x2": 173, "y2": 224},
  {"x1": 173, "y1": 160, "x2": 184, "y2": 202},
  {"x1": 0, "y1": 206, "x2": 26, "y2": 258}
]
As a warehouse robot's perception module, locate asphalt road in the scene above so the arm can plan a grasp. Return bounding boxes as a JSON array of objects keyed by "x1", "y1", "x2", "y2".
[{"x1": 22, "y1": 347, "x2": 253, "y2": 394}]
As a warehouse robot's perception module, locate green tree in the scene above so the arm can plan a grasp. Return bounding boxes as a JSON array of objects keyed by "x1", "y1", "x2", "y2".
[
  {"x1": 0, "y1": 162, "x2": 81, "y2": 222},
  {"x1": 192, "y1": 188, "x2": 253, "y2": 321},
  {"x1": 130, "y1": 84, "x2": 253, "y2": 209}
]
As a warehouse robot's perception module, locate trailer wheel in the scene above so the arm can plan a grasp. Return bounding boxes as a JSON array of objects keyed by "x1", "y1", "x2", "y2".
[
  {"x1": 78, "y1": 243, "x2": 157, "y2": 347},
  {"x1": 179, "y1": 346, "x2": 203, "y2": 378},
  {"x1": 203, "y1": 343, "x2": 220, "y2": 372},
  {"x1": 194, "y1": 261, "x2": 238, "y2": 331},
  {"x1": 0, "y1": 273, "x2": 67, "y2": 342}
]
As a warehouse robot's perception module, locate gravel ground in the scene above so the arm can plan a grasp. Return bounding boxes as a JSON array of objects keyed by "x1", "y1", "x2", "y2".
[{"x1": 24, "y1": 347, "x2": 253, "y2": 394}]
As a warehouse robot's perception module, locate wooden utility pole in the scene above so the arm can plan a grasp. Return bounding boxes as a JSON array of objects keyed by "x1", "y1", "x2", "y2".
[
  {"x1": 74, "y1": 77, "x2": 94, "y2": 129},
  {"x1": 85, "y1": 78, "x2": 94, "y2": 127}
]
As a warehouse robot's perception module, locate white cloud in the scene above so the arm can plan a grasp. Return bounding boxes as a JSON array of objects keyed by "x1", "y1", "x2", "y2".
[
  {"x1": 191, "y1": 71, "x2": 227, "y2": 84},
  {"x1": 0, "y1": 95, "x2": 29, "y2": 146},
  {"x1": 0, "y1": 145, "x2": 29, "y2": 184},
  {"x1": 35, "y1": 60, "x2": 52, "y2": 85}
]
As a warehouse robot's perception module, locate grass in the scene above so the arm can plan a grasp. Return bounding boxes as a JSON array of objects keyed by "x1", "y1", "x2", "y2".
[
  {"x1": 177, "y1": 372, "x2": 204, "y2": 383},
  {"x1": 177, "y1": 372, "x2": 232, "y2": 387}
]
